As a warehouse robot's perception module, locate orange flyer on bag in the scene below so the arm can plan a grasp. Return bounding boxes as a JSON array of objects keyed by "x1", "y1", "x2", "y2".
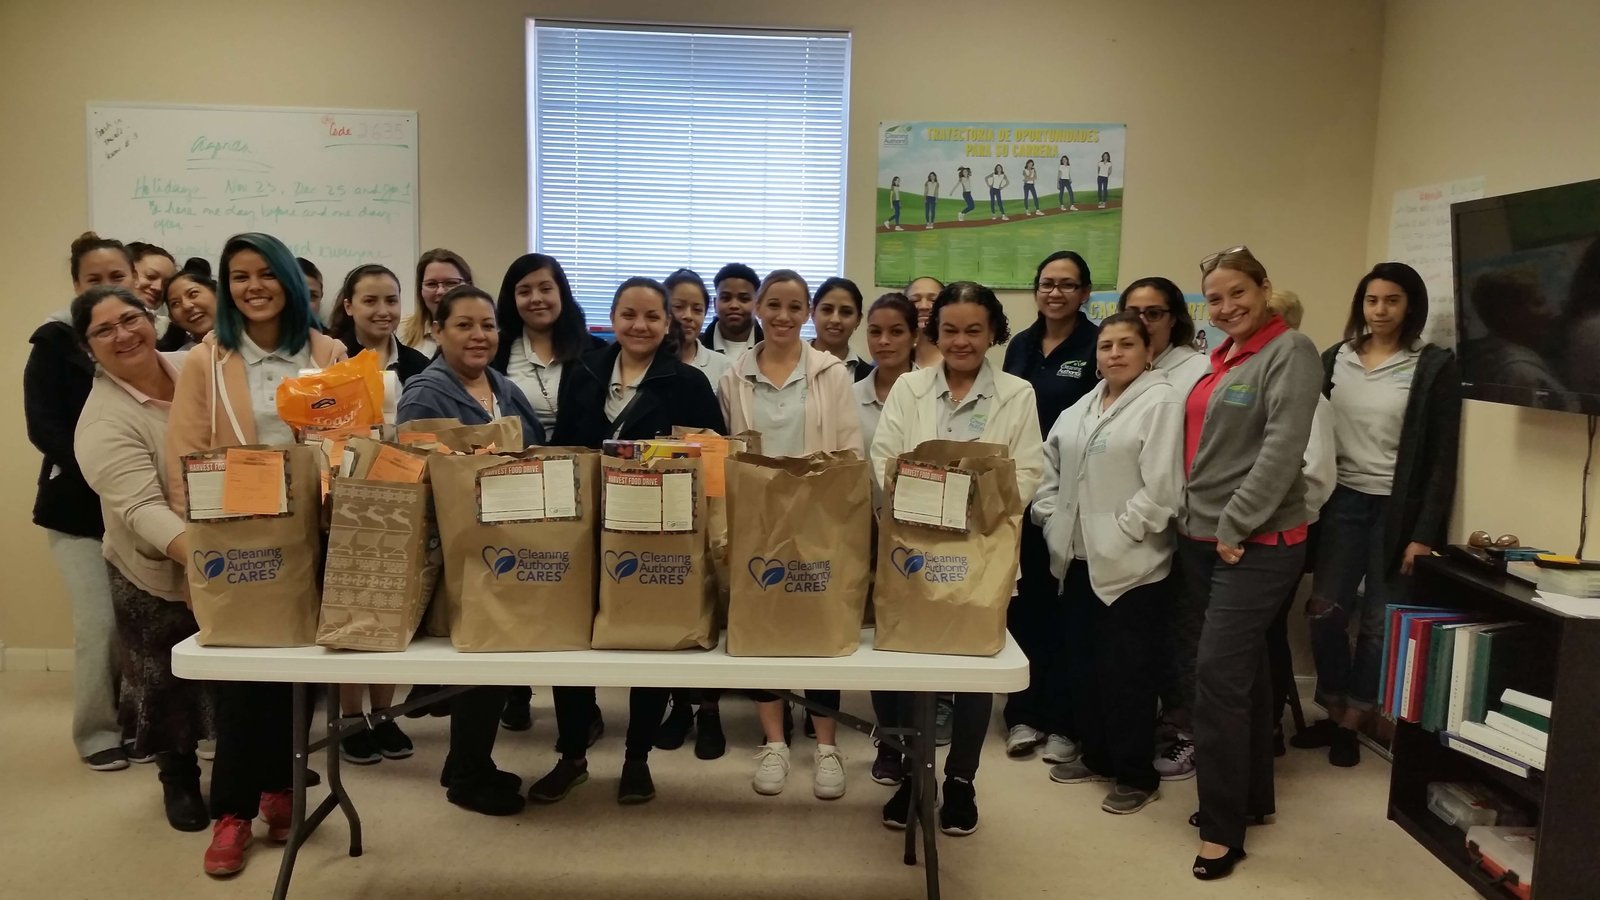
[
  {"x1": 366, "y1": 444, "x2": 428, "y2": 483},
  {"x1": 275, "y1": 352, "x2": 385, "y2": 434},
  {"x1": 221, "y1": 448, "x2": 287, "y2": 515},
  {"x1": 681, "y1": 435, "x2": 731, "y2": 497}
]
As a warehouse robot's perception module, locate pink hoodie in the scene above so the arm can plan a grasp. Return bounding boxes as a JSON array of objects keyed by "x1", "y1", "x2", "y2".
[{"x1": 718, "y1": 342, "x2": 864, "y2": 456}]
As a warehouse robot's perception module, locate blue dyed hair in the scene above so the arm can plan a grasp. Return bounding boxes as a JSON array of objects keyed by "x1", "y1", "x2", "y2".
[{"x1": 213, "y1": 232, "x2": 315, "y2": 354}]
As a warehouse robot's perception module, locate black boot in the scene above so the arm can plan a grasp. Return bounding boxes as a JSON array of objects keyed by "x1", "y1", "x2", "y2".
[{"x1": 155, "y1": 751, "x2": 208, "y2": 832}]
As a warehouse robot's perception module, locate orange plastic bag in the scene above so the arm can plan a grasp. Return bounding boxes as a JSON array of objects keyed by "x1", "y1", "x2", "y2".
[{"x1": 275, "y1": 351, "x2": 385, "y2": 435}]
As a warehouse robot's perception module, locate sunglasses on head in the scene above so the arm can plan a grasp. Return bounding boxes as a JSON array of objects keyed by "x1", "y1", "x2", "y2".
[{"x1": 1200, "y1": 245, "x2": 1252, "y2": 274}]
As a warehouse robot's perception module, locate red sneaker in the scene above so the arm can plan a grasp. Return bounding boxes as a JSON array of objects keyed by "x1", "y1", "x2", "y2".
[
  {"x1": 259, "y1": 790, "x2": 294, "y2": 843},
  {"x1": 203, "y1": 815, "x2": 252, "y2": 877}
]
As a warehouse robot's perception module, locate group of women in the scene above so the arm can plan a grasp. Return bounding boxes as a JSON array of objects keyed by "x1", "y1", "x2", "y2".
[
  {"x1": 26, "y1": 224, "x2": 1460, "y2": 881},
  {"x1": 884, "y1": 154, "x2": 1117, "y2": 229}
]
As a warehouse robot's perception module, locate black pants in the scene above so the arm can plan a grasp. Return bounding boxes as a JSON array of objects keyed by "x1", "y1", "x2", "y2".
[
  {"x1": 507, "y1": 685, "x2": 532, "y2": 708},
  {"x1": 209, "y1": 681, "x2": 297, "y2": 820},
  {"x1": 552, "y1": 686, "x2": 668, "y2": 761},
  {"x1": 1157, "y1": 569, "x2": 1195, "y2": 725},
  {"x1": 1179, "y1": 537, "x2": 1306, "y2": 849},
  {"x1": 1065, "y1": 560, "x2": 1162, "y2": 792},
  {"x1": 1267, "y1": 576, "x2": 1299, "y2": 731},
  {"x1": 1004, "y1": 519, "x2": 1073, "y2": 736},
  {"x1": 445, "y1": 686, "x2": 509, "y2": 789},
  {"x1": 874, "y1": 691, "x2": 989, "y2": 781}
]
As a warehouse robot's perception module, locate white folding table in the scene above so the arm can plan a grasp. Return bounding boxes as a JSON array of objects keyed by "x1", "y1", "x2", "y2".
[{"x1": 173, "y1": 631, "x2": 1029, "y2": 900}]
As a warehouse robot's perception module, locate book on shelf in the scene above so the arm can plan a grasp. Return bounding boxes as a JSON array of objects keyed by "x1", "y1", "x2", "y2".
[
  {"x1": 1459, "y1": 720, "x2": 1546, "y2": 770},
  {"x1": 1388, "y1": 610, "x2": 1474, "y2": 720},
  {"x1": 1382, "y1": 605, "x2": 1450, "y2": 718},
  {"x1": 1485, "y1": 710, "x2": 1549, "y2": 751},
  {"x1": 1441, "y1": 731, "x2": 1534, "y2": 778},
  {"x1": 1468, "y1": 625, "x2": 1548, "y2": 725},
  {"x1": 1448, "y1": 623, "x2": 1517, "y2": 734},
  {"x1": 1405, "y1": 614, "x2": 1477, "y2": 723},
  {"x1": 1423, "y1": 621, "x2": 1483, "y2": 732},
  {"x1": 1500, "y1": 688, "x2": 1552, "y2": 720}
]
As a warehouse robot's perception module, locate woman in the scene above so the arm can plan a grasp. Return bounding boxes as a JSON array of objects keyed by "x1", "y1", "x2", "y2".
[
  {"x1": 159, "y1": 259, "x2": 218, "y2": 352},
  {"x1": 951, "y1": 167, "x2": 975, "y2": 222},
  {"x1": 1022, "y1": 160, "x2": 1041, "y2": 215},
  {"x1": 331, "y1": 264, "x2": 431, "y2": 383},
  {"x1": 533, "y1": 277, "x2": 726, "y2": 806},
  {"x1": 1179, "y1": 246, "x2": 1320, "y2": 880},
  {"x1": 665, "y1": 268, "x2": 733, "y2": 394},
  {"x1": 986, "y1": 164, "x2": 1010, "y2": 220},
  {"x1": 1057, "y1": 155, "x2": 1077, "y2": 211},
  {"x1": 492, "y1": 253, "x2": 604, "y2": 438},
  {"x1": 400, "y1": 248, "x2": 474, "y2": 358},
  {"x1": 73, "y1": 285, "x2": 215, "y2": 832},
  {"x1": 811, "y1": 276, "x2": 870, "y2": 381},
  {"x1": 1000, "y1": 251, "x2": 1099, "y2": 765},
  {"x1": 397, "y1": 285, "x2": 545, "y2": 819},
  {"x1": 1034, "y1": 311, "x2": 1183, "y2": 816},
  {"x1": 870, "y1": 281, "x2": 1044, "y2": 836},
  {"x1": 905, "y1": 276, "x2": 945, "y2": 369},
  {"x1": 1298, "y1": 263, "x2": 1461, "y2": 766},
  {"x1": 1119, "y1": 276, "x2": 1208, "y2": 394},
  {"x1": 164, "y1": 232, "x2": 347, "y2": 877},
  {"x1": 719, "y1": 269, "x2": 863, "y2": 800},
  {"x1": 129, "y1": 241, "x2": 177, "y2": 316},
  {"x1": 884, "y1": 176, "x2": 903, "y2": 231},
  {"x1": 923, "y1": 171, "x2": 939, "y2": 229},
  {"x1": 296, "y1": 257, "x2": 325, "y2": 321},
  {"x1": 25, "y1": 232, "x2": 135, "y2": 772},
  {"x1": 1097, "y1": 152, "x2": 1113, "y2": 208}
]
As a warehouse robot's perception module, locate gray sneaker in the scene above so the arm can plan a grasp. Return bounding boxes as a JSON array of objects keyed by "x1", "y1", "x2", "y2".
[
  {"x1": 1005, "y1": 724, "x2": 1045, "y2": 758},
  {"x1": 1102, "y1": 784, "x2": 1160, "y2": 815},
  {"x1": 934, "y1": 697, "x2": 954, "y2": 747},
  {"x1": 1155, "y1": 737, "x2": 1196, "y2": 781},
  {"x1": 1040, "y1": 734, "x2": 1080, "y2": 764},
  {"x1": 1048, "y1": 761, "x2": 1113, "y2": 784}
]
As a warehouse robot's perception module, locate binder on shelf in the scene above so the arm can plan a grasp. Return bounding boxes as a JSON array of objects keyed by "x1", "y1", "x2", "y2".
[
  {"x1": 1424, "y1": 621, "x2": 1482, "y2": 732},
  {"x1": 1485, "y1": 710, "x2": 1548, "y2": 751},
  {"x1": 1468, "y1": 625, "x2": 1548, "y2": 725},
  {"x1": 1383, "y1": 605, "x2": 1448, "y2": 717},
  {"x1": 1459, "y1": 720, "x2": 1546, "y2": 770},
  {"x1": 1449, "y1": 622, "x2": 1516, "y2": 734},
  {"x1": 1405, "y1": 613, "x2": 1476, "y2": 722},
  {"x1": 1442, "y1": 731, "x2": 1534, "y2": 778}
]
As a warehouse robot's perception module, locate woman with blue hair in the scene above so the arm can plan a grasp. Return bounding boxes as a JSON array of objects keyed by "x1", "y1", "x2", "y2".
[{"x1": 163, "y1": 232, "x2": 347, "y2": 878}]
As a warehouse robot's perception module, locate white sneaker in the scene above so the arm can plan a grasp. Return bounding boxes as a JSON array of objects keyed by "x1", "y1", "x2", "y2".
[
  {"x1": 883, "y1": 220, "x2": 891, "y2": 230},
  {"x1": 925, "y1": 224, "x2": 933, "y2": 230},
  {"x1": 957, "y1": 212, "x2": 965, "y2": 222},
  {"x1": 753, "y1": 742, "x2": 791, "y2": 795},
  {"x1": 894, "y1": 226, "x2": 904, "y2": 231},
  {"x1": 1005, "y1": 724, "x2": 1045, "y2": 758},
  {"x1": 814, "y1": 744, "x2": 846, "y2": 800},
  {"x1": 1098, "y1": 201, "x2": 1106, "y2": 208},
  {"x1": 1041, "y1": 734, "x2": 1080, "y2": 764},
  {"x1": 1059, "y1": 204, "x2": 1067, "y2": 211},
  {"x1": 1069, "y1": 204, "x2": 1078, "y2": 211},
  {"x1": 1000, "y1": 215, "x2": 1010, "y2": 221}
]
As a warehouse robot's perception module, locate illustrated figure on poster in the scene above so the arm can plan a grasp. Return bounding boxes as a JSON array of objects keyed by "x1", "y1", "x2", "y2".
[
  {"x1": 1096, "y1": 152, "x2": 1112, "y2": 208},
  {"x1": 1058, "y1": 155, "x2": 1077, "y2": 211},
  {"x1": 924, "y1": 171, "x2": 940, "y2": 229},
  {"x1": 1022, "y1": 160, "x2": 1041, "y2": 216},
  {"x1": 987, "y1": 164, "x2": 1011, "y2": 221},
  {"x1": 952, "y1": 167, "x2": 976, "y2": 222},
  {"x1": 884, "y1": 176, "x2": 903, "y2": 231},
  {"x1": 1195, "y1": 329, "x2": 1209, "y2": 351}
]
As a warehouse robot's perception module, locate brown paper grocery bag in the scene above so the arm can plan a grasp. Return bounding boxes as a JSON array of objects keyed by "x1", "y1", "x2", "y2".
[
  {"x1": 183, "y1": 444, "x2": 324, "y2": 647},
  {"x1": 399, "y1": 417, "x2": 525, "y2": 454},
  {"x1": 317, "y1": 471, "x2": 439, "y2": 651},
  {"x1": 726, "y1": 451, "x2": 872, "y2": 657},
  {"x1": 670, "y1": 428, "x2": 761, "y2": 628},
  {"x1": 592, "y1": 456, "x2": 715, "y2": 650},
  {"x1": 430, "y1": 448, "x2": 597, "y2": 651},
  {"x1": 872, "y1": 440, "x2": 1024, "y2": 657}
]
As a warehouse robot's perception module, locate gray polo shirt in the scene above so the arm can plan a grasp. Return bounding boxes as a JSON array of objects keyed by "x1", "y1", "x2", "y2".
[
  {"x1": 507, "y1": 334, "x2": 563, "y2": 433},
  {"x1": 932, "y1": 361, "x2": 997, "y2": 442},
  {"x1": 238, "y1": 333, "x2": 311, "y2": 445},
  {"x1": 605, "y1": 358, "x2": 645, "y2": 422},
  {"x1": 739, "y1": 348, "x2": 808, "y2": 457},
  {"x1": 1331, "y1": 343, "x2": 1419, "y2": 495}
]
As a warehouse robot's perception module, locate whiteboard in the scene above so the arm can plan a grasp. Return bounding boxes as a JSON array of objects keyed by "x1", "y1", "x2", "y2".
[{"x1": 87, "y1": 103, "x2": 419, "y2": 315}]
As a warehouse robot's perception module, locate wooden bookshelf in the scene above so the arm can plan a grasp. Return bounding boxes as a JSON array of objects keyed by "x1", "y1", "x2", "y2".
[{"x1": 1390, "y1": 554, "x2": 1600, "y2": 898}]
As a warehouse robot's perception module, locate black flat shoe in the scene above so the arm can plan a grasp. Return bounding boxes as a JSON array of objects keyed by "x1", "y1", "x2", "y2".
[
  {"x1": 1288, "y1": 718, "x2": 1339, "y2": 749},
  {"x1": 1192, "y1": 847, "x2": 1246, "y2": 880},
  {"x1": 1190, "y1": 811, "x2": 1270, "y2": 827}
]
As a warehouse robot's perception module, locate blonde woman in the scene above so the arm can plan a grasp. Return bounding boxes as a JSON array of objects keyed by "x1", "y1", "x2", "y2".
[{"x1": 399, "y1": 248, "x2": 473, "y2": 358}]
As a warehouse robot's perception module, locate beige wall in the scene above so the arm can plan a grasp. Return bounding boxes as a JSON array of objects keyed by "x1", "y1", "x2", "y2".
[
  {"x1": 1366, "y1": 0, "x2": 1600, "y2": 552},
  {"x1": 0, "y1": 0, "x2": 1384, "y2": 648}
]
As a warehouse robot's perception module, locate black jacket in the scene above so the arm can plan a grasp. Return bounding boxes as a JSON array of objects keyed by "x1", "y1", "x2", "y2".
[
  {"x1": 339, "y1": 334, "x2": 432, "y2": 386},
  {"x1": 1002, "y1": 312, "x2": 1100, "y2": 432},
  {"x1": 24, "y1": 318, "x2": 104, "y2": 538},
  {"x1": 552, "y1": 343, "x2": 726, "y2": 447},
  {"x1": 699, "y1": 318, "x2": 763, "y2": 351},
  {"x1": 1322, "y1": 342, "x2": 1462, "y2": 572}
]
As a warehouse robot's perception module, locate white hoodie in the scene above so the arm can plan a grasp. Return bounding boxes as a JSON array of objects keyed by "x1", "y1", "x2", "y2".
[{"x1": 1032, "y1": 370, "x2": 1184, "y2": 603}]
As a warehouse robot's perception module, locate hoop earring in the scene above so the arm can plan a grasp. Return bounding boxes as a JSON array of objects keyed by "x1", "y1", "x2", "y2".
[
  {"x1": 1095, "y1": 368, "x2": 1103, "y2": 379},
  {"x1": 1145, "y1": 362, "x2": 1154, "y2": 371}
]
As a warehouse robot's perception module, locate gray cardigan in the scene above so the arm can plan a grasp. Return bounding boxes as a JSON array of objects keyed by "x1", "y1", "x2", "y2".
[{"x1": 1181, "y1": 328, "x2": 1322, "y2": 546}]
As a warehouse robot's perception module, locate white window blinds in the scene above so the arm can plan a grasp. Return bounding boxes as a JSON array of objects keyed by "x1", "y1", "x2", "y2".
[{"x1": 528, "y1": 21, "x2": 851, "y2": 326}]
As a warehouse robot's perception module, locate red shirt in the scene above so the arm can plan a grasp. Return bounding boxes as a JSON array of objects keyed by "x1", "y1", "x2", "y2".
[{"x1": 1184, "y1": 316, "x2": 1307, "y2": 547}]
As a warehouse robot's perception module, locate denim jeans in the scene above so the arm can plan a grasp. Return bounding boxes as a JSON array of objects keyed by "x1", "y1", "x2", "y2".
[
  {"x1": 961, "y1": 191, "x2": 975, "y2": 214},
  {"x1": 924, "y1": 195, "x2": 937, "y2": 223},
  {"x1": 1058, "y1": 179, "x2": 1075, "y2": 206},
  {"x1": 1023, "y1": 182, "x2": 1039, "y2": 210},
  {"x1": 1307, "y1": 485, "x2": 1408, "y2": 710},
  {"x1": 989, "y1": 188, "x2": 1005, "y2": 214},
  {"x1": 1097, "y1": 176, "x2": 1109, "y2": 202},
  {"x1": 889, "y1": 199, "x2": 901, "y2": 224}
]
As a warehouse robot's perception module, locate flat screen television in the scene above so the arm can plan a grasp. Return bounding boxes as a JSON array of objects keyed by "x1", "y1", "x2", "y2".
[{"x1": 1453, "y1": 177, "x2": 1600, "y2": 415}]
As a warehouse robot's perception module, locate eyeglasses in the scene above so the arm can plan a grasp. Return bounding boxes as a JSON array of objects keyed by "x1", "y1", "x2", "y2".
[
  {"x1": 86, "y1": 309, "x2": 154, "y2": 343},
  {"x1": 1036, "y1": 281, "x2": 1083, "y2": 295},
  {"x1": 422, "y1": 279, "x2": 466, "y2": 293},
  {"x1": 1130, "y1": 307, "x2": 1171, "y2": 322},
  {"x1": 1200, "y1": 245, "x2": 1251, "y2": 274}
]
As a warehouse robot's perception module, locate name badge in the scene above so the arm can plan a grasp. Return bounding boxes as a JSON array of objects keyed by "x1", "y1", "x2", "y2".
[{"x1": 1221, "y1": 384, "x2": 1257, "y2": 407}]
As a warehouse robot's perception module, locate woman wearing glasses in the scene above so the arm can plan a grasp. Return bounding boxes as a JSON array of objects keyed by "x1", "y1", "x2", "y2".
[
  {"x1": 999, "y1": 251, "x2": 1099, "y2": 765},
  {"x1": 400, "y1": 248, "x2": 473, "y2": 359},
  {"x1": 1118, "y1": 277, "x2": 1208, "y2": 394},
  {"x1": 1180, "y1": 247, "x2": 1320, "y2": 880}
]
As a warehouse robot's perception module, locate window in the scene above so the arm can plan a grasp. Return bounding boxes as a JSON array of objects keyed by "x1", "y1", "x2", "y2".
[{"x1": 528, "y1": 21, "x2": 851, "y2": 329}]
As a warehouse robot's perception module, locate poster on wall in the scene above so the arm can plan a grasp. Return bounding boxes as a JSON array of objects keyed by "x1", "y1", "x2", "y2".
[
  {"x1": 1387, "y1": 176, "x2": 1487, "y2": 347},
  {"x1": 875, "y1": 122, "x2": 1126, "y2": 291},
  {"x1": 1087, "y1": 292, "x2": 1214, "y2": 351}
]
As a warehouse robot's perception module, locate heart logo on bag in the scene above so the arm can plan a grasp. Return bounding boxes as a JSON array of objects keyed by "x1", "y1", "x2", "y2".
[
  {"x1": 482, "y1": 546, "x2": 516, "y2": 578},
  {"x1": 604, "y1": 550, "x2": 640, "y2": 582},
  {"x1": 747, "y1": 556, "x2": 786, "y2": 590},
  {"x1": 890, "y1": 546, "x2": 925, "y2": 578},
  {"x1": 193, "y1": 550, "x2": 226, "y2": 581}
]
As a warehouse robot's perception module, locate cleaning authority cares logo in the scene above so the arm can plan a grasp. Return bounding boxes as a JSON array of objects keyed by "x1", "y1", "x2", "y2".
[
  {"x1": 890, "y1": 546, "x2": 969, "y2": 583},
  {"x1": 747, "y1": 556, "x2": 832, "y2": 593},
  {"x1": 194, "y1": 548, "x2": 284, "y2": 584},
  {"x1": 482, "y1": 547, "x2": 571, "y2": 582},
  {"x1": 605, "y1": 550, "x2": 692, "y2": 585}
]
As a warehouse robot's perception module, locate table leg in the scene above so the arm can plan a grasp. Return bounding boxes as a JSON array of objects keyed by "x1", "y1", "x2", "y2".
[
  {"x1": 271, "y1": 683, "x2": 310, "y2": 900},
  {"x1": 904, "y1": 701, "x2": 921, "y2": 867},
  {"x1": 912, "y1": 691, "x2": 942, "y2": 900},
  {"x1": 325, "y1": 682, "x2": 363, "y2": 858}
]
